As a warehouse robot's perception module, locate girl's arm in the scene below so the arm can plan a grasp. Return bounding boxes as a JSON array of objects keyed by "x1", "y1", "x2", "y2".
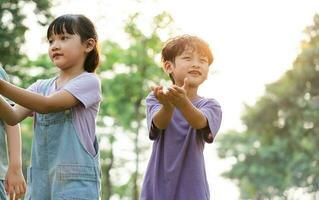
[
  {"x1": 0, "y1": 97, "x2": 31, "y2": 125},
  {"x1": 4, "y1": 123, "x2": 26, "y2": 199},
  {"x1": 0, "y1": 79, "x2": 80, "y2": 114}
]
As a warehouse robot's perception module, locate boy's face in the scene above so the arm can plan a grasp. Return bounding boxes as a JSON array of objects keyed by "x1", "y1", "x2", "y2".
[{"x1": 166, "y1": 48, "x2": 210, "y2": 87}]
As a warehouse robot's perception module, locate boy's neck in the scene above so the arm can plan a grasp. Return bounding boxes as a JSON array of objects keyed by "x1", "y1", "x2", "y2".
[{"x1": 186, "y1": 87, "x2": 199, "y2": 101}]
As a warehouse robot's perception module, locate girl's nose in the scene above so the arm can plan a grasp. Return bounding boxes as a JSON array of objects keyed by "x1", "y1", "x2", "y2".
[{"x1": 50, "y1": 41, "x2": 60, "y2": 50}]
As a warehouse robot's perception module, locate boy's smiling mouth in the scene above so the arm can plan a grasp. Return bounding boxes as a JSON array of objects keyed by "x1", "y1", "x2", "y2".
[{"x1": 188, "y1": 70, "x2": 201, "y2": 75}]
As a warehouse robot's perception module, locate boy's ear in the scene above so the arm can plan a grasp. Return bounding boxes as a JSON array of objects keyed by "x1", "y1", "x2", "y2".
[
  {"x1": 84, "y1": 38, "x2": 96, "y2": 53},
  {"x1": 163, "y1": 61, "x2": 174, "y2": 74}
]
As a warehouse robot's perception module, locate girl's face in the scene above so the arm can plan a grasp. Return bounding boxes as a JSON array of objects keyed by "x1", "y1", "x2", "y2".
[
  {"x1": 48, "y1": 32, "x2": 87, "y2": 71},
  {"x1": 169, "y1": 48, "x2": 210, "y2": 87}
]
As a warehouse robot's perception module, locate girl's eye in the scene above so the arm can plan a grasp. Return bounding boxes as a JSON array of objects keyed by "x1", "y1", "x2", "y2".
[
  {"x1": 183, "y1": 56, "x2": 191, "y2": 60},
  {"x1": 48, "y1": 39, "x2": 53, "y2": 45},
  {"x1": 61, "y1": 36, "x2": 67, "y2": 40}
]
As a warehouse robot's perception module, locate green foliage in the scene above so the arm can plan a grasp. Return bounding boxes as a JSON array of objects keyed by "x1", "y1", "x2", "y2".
[
  {"x1": 0, "y1": 0, "x2": 51, "y2": 70},
  {"x1": 99, "y1": 12, "x2": 172, "y2": 130},
  {"x1": 217, "y1": 14, "x2": 319, "y2": 199}
]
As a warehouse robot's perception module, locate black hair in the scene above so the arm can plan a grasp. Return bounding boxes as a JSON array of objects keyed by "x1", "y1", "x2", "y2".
[
  {"x1": 47, "y1": 14, "x2": 100, "y2": 72},
  {"x1": 162, "y1": 35, "x2": 213, "y2": 83}
]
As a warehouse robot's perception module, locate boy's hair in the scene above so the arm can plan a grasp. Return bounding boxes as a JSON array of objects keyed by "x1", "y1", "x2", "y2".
[
  {"x1": 161, "y1": 35, "x2": 213, "y2": 65},
  {"x1": 47, "y1": 14, "x2": 100, "y2": 72}
]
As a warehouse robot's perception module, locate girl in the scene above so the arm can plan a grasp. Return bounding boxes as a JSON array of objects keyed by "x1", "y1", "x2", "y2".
[
  {"x1": 0, "y1": 67, "x2": 26, "y2": 200},
  {"x1": 140, "y1": 35, "x2": 222, "y2": 200},
  {"x1": 0, "y1": 14, "x2": 101, "y2": 199}
]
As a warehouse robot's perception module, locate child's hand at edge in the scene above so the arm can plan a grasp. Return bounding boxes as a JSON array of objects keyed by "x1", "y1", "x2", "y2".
[{"x1": 5, "y1": 165, "x2": 26, "y2": 200}]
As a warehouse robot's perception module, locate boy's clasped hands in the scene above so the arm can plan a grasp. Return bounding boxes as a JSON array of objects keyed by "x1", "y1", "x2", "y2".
[{"x1": 152, "y1": 78, "x2": 190, "y2": 109}]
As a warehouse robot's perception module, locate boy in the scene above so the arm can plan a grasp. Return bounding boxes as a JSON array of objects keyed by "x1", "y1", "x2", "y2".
[{"x1": 140, "y1": 35, "x2": 222, "y2": 200}]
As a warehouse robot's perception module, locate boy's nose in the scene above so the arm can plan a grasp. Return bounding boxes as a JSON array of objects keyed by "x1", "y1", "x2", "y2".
[{"x1": 191, "y1": 61, "x2": 201, "y2": 68}]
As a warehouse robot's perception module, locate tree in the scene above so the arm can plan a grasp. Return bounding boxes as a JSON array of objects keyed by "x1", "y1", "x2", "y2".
[
  {"x1": 0, "y1": 0, "x2": 51, "y2": 71},
  {"x1": 98, "y1": 12, "x2": 174, "y2": 199},
  {"x1": 217, "y1": 14, "x2": 319, "y2": 199}
]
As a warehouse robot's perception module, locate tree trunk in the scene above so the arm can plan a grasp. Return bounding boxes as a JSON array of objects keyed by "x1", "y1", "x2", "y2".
[
  {"x1": 133, "y1": 106, "x2": 142, "y2": 200},
  {"x1": 102, "y1": 137, "x2": 114, "y2": 200}
]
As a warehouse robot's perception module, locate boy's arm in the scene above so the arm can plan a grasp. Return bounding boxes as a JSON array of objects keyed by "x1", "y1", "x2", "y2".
[
  {"x1": 166, "y1": 88, "x2": 216, "y2": 142},
  {"x1": 172, "y1": 94, "x2": 208, "y2": 129},
  {"x1": 151, "y1": 86, "x2": 174, "y2": 130},
  {"x1": 4, "y1": 123, "x2": 26, "y2": 198},
  {"x1": 165, "y1": 80, "x2": 207, "y2": 129}
]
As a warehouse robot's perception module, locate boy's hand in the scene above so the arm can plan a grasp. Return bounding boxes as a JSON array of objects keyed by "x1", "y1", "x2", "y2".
[
  {"x1": 166, "y1": 78, "x2": 190, "y2": 108},
  {"x1": 5, "y1": 166, "x2": 26, "y2": 200},
  {"x1": 151, "y1": 85, "x2": 173, "y2": 108}
]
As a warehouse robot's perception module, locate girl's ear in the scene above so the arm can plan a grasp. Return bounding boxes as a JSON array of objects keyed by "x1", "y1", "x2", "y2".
[
  {"x1": 163, "y1": 61, "x2": 174, "y2": 75},
  {"x1": 84, "y1": 38, "x2": 96, "y2": 53}
]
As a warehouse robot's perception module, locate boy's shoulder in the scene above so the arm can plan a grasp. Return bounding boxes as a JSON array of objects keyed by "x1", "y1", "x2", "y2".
[
  {"x1": 194, "y1": 96, "x2": 221, "y2": 108},
  {"x1": 146, "y1": 91, "x2": 155, "y2": 98},
  {"x1": 146, "y1": 92, "x2": 160, "y2": 103}
]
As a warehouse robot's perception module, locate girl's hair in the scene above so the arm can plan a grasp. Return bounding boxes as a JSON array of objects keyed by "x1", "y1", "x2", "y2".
[
  {"x1": 47, "y1": 14, "x2": 100, "y2": 72},
  {"x1": 161, "y1": 35, "x2": 213, "y2": 65}
]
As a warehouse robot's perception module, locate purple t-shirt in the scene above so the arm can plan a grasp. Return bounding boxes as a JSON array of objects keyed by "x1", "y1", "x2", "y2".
[
  {"x1": 140, "y1": 93, "x2": 222, "y2": 200},
  {"x1": 28, "y1": 72, "x2": 101, "y2": 156}
]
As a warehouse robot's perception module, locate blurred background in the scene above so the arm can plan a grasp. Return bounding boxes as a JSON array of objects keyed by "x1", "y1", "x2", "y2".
[{"x1": 1, "y1": 0, "x2": 319, "y2": 199}]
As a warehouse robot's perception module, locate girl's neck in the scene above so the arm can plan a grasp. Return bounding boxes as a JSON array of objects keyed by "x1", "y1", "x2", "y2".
[
  {"x1": 56, "y1": 67, "x2": 86, "y2": 88},
  {"x1": 59, "y1": 67, "x2": 85, "y2": 80}
]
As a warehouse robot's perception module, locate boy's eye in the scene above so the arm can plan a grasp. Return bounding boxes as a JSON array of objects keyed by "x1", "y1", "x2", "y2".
[
  {"x1": 48, "y1": 39, "x2": 53, "y2": 45},
  {"x1": 182, "y1": 56, "x2": 191, "y2": 60},
  {"x1": 200, "y1": 58, "x2": 208, "y2": 63}
]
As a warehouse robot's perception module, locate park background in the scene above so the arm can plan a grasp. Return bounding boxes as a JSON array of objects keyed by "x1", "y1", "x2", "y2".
[{"x1": 0, "y1": 0, "x2": 319, "y2": 199}]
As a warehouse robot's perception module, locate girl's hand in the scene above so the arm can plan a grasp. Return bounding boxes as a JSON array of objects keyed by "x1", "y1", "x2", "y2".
[{"x1": 5, "y1": 165, "x2": 26, "y2": 200}]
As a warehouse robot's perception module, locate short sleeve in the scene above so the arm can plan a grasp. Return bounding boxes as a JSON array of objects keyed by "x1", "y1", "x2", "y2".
[
  {"x1": 198, "y1": 99, "x2": 222, "y2": 143},
  {"x1": 146, "y1": 92, "x2": 162, "y2": 140},
  {"x1": 27, "y1": 80, "x2": 42, "y2": 93},
  {"x1": 63, "y1": 73, "x2": 101, "y2": 108}
]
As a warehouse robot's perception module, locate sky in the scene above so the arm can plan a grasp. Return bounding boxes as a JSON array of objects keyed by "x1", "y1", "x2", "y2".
[{"x1": 22, "y1": 0, "x2": 319, "y2": 199}]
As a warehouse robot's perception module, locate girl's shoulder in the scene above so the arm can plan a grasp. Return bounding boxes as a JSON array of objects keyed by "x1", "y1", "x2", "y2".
[
  {"x1": 28, "y1": 77, "x2": 57, "y2": 93},
  {"x1": 71, "y1": 72, "x2": 101, "y2": 85}
]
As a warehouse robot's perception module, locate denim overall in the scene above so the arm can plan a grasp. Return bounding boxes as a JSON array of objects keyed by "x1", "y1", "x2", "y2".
[
  {"x1": 25, "y1": 78, "x2": 101, "y2": 200},
  {"x1": 0, "y1": 121, "x2": 8, "y2": 200}
]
